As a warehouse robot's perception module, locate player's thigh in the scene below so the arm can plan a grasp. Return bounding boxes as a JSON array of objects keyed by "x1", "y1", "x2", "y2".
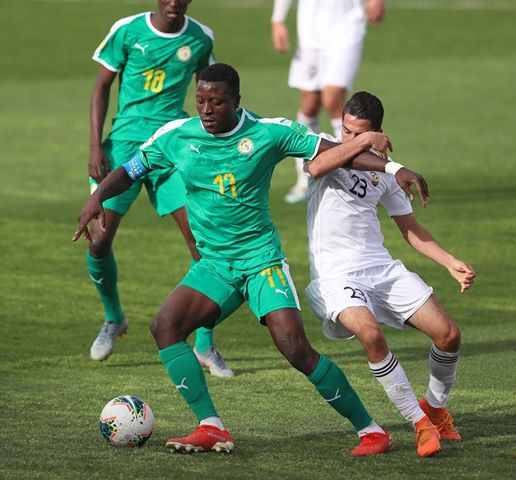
[
  {"x1": 244, "y1": 259, "x2": 300, "y2": 324},
  {"x1": 372, "y1": 260, "x2": 433, "y2": 329},
  {"x1": 180, "y1": 258, "x2": 244, "y2": 326},
  {"x1": 91, "y1": 140, "x2": 144, "y2": 215},
  {"x1": 144, "y1": 166, "x2": 186, "y2": 216},
  {"x1": 305, "y1": 276, "x2": 374, "y2": 340},
  {"x1": 406, "y1": 295, "x2": 460, "y2": 347},
  {"x1": 288, "y1": 47, "x2": 322, "y2": 92}
]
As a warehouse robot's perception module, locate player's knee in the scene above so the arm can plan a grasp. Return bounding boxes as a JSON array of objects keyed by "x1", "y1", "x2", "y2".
[
  {"x1": 149, "y1": 314, "x2": 186, "y2": 345},
  {"x1": 89, "y1": 238, "x2": 111, "y2": 258},
  {"x1": 436, "y1": 323, "x2": 461, "y2": 351},
  {"x1": 359, "y1": 322, "x2": 385, "y2": 349},
  {"x1": 280, "y1": 337, "x2": 318, "y2": 374}
]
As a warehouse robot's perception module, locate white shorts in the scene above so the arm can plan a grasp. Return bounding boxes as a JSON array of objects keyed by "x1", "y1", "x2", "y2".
[
  {"x1": 288, "y1": 29, "x2": 366, "y2": 91},
  {"x1": 305, "y1": 260, "x2": 433, "y2": 340}
]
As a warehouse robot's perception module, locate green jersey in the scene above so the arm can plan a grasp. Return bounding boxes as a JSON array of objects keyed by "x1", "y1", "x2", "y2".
[
  {"x1": 139, "y1": 109, "x2": 321, "y2": 265},
  {"x1": 93, "y1": 12, "x2": 214, "y2": 142}
]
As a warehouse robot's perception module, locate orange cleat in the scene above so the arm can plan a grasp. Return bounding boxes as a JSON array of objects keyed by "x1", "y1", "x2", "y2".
[
  {"x1": 165, "y1": 425, "x2": 234, "y2": 453},
  {"x1": 351, "y1": 431, "x2": 392, "y2": 456},
  {"x1": 419, "y1": 397, "x2": 462, "y2": 440},
  {"x1": 415, "y1": 416, "x2": 441, "y2": 458}
]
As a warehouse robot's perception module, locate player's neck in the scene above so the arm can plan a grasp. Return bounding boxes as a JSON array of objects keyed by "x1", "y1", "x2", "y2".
[{"x1": 150, "y1": 13, "x2": 186, "y2": 34}]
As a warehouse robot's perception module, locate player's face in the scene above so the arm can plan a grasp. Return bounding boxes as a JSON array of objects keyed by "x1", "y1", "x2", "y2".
[
  {"x1": 157, "y1": 0, "x2": 190, "y2": 23},
  {"x1": 196, "y1": 80, "x2": 240, "y2": 134},
  {"x1": 341, "y1": 113, "x2": 375, "y2": 141}
]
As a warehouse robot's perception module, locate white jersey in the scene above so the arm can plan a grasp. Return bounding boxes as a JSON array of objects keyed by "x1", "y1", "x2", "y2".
[
  {"x1": 307, "y1": 148, "x2": 413, "y2": 280},
  {"x1": 273, "y1": 0, "x2": 367, "y2": 49}
]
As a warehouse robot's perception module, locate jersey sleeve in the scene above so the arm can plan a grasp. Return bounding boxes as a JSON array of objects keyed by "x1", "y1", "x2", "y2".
[
  {"x1": 138, "y1": 129, "x2": 173, "y2": 171},
  {"x1": 92, "y1": 21, "x2": 129, "y2": 72},
  {"x1": 380, "y1": 176, "x2": 413, "y2": 217},
  {"x1": 268, "y1": 119, "x2": 321, "y2": 162}
]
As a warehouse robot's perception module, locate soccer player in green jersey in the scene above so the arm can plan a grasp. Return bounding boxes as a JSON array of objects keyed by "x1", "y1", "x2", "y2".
[
  {"x1": 74, "y1": 63, "x2": 428, "y2": 455},
  {"x1": 86, "y1": 0, "x2": 233, "y2": 376}
]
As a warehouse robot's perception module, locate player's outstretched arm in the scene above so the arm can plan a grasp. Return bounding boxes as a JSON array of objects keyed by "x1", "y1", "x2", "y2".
[
  {"x1": 72, "y1": 167, "x2": 135, "y2": 243},
  {"x1": 393, "y1": 213, "x2": 476, "y2": 293}
]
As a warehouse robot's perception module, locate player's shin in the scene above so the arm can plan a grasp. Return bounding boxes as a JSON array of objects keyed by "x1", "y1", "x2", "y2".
[
  {"x1": 369, "y1": 352, "x2": 426, "y2": 425},
  {"x1": 308, "y1": 355, "x2": 372, "y2": 431},
  {"x1": 426, "y1": 344, "x2": 459, "y2": 407},
  {"x1": 86, "y1": 250, "x2": 123, "y2": 323},
  {"x1": 159, "y1": 341, "x2": 219, "y2": 421}
]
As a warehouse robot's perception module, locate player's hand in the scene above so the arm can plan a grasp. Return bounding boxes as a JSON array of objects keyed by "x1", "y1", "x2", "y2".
[
  {"x1": 395, "y1": 168, "x2": 429, "y2": 208},
  {"x1": 72, "y1": 195, "x2": 106, "y2": 243},
  {"x1": 272, "y1": 22, "x2": 290, "y2": 53},
  {"x1": 88, "y1": 146, "x2": 110, "y2": 182},
  {"x1": 362, "y1": 131, "x2": 393, "y2": 156},
  {"x1": 365, "y1": 0, "x2": 386, "y2": 24},
  {"x1": 447, "y1": 260, "x2": 476, "y2": 293}
]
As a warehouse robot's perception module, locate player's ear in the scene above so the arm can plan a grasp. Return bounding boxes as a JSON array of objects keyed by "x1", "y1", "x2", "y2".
[{"x1": 234, "y1": 94, "x2": 241, "y2": 108}]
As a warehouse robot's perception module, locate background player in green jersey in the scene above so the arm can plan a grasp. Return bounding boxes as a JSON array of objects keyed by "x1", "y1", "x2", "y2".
[
  {"x1": 86, "y1": 0, "x2": 233, "y2": 376},
  {"x1": 74, "y1": 63, "x2": 428, "y2": 455}
]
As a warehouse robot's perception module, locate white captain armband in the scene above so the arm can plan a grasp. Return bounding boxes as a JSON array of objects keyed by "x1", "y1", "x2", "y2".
[
  {"x1": 384, "y1": 161, "x2": 404, "y2": 176},
  {"x1": 123, "y1": 154, "x2": 150, "y2": 181}
]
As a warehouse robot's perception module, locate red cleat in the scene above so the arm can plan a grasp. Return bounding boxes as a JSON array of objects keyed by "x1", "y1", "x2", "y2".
[
  {"x1": 419, "y1": 397, "x2": 462, "y2": 440},
  {"x1": 165, "y1": 425, "x2": 234, "y2": 453},
  {"x1": 351, "y1": 431, "x2": 392, "y2": 456}
]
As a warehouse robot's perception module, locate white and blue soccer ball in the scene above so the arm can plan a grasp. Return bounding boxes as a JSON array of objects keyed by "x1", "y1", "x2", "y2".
[{"x1": 99, "y1": 395, "x2": 154, "y2": 447}]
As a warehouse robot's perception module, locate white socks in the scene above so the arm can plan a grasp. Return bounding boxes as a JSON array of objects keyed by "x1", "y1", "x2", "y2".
[
  {"x1": 200, "y1": 416, "x2": 225, "y2": 431},
  {"x1": 357, "y1": 420, "x2": 385, "y2": 438},
  {"x1": 425, "y1": 344, "x2": 459, "y2": 408},
  {"x1": 369, "y1": 352, "x2": 426, "y2": 425}
]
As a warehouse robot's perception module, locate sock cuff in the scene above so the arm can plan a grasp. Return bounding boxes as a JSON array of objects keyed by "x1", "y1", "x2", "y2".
[
  {"x1": 159, "y1": 341, "x2": 190, "y2": 365},
  {"x1": 369, "y1": 352, "x2": 399, "y2": 378},
  {"x1": 430, "y1": 344, "x2": 459, "y2": 364},
  {"x1": 307, "y1": 355, "x2": 332, "y2": 385},
  {"x1": 86, "y1": 249, "x2": 114, "y2": 264}
]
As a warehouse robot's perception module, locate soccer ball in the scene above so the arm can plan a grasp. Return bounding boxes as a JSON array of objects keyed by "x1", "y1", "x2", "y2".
[{"x1": 99, "y1": 395, "x2": 154, "y2": 447}]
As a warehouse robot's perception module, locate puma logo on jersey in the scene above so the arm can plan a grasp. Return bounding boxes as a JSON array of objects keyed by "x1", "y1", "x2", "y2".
[
  {"x1": 275, "y1": 288, "x2": 288, "y2": 298},
  {"x1": 189, "y1": 144, "x2": 201, "y2": 154},
  {"x1": 134, "y1": 43, "x2": 148, "y2": 54},
  {"x1": 324, "y1": 389, "x2": 342, "y2": 403},
  {"x1": 89, "y1": 275, "x2": 104, "y2": 285},
  {"x1": 176, "y1": 378, "x2": 189, "y2": 390}
]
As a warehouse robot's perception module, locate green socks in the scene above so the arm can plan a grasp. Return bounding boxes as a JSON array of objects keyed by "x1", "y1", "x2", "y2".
[
  {"x1": 86, "y1": 250, "x2": 124, "y2": 323},
  {"x1": 194, "y1": 327, "x2": 214, "y2": 353},
  {"x1": 308, "y1": 355, "x2": 372, "y2": 431},
  {"x1": 159, "y1": 341, "x2": 218, "y2": 421}
]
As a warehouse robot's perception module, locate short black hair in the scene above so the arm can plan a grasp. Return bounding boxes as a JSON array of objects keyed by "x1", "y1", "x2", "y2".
[
  {"x1": 198, "y1": 63, "x2": 240, "y2": 97},
  {"x1": 344, "y1": 91, "x2": 384, "y2": 131}
]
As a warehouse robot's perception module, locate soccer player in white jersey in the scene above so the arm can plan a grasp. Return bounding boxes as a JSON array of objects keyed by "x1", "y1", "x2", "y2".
[
  {"x1": 272, "y1": 0, "x2": 386, "y2": 203},
  {"x1": 305, "y1": 91, "x2": 476, "y2": 457}
]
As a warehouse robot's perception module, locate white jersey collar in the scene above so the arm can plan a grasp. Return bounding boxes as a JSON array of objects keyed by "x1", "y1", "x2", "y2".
[
  {"x1": 202, "y1": 108, "x2": 248, "y2": 138},
  {"x1": 146, "y1": 12, "x2": 189, "y2": 38}
]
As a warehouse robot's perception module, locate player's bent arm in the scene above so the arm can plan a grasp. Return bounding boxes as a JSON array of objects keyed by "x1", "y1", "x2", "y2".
[
  {"x1": 305, "y1": 133, "x2": 392, "y2": 178},
  {"x1": 392, "y1": 213, "x2": 476, "y2": 292}
]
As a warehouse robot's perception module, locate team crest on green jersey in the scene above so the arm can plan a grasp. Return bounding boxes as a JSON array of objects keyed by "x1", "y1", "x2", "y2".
[
  {"x1": 371, "y1": 172, "x2": 380, "y2": 187},
  {"x1": 177, "y1": 46, "x2": 192, "y2": 62},
  {"x1": 238, "y1": 138, "x2": 254, "y2": 155}
]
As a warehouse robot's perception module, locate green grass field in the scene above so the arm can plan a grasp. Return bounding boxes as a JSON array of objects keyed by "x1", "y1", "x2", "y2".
[{"x1": 1, "y1": 0, "x2": 515, "y2": 479}]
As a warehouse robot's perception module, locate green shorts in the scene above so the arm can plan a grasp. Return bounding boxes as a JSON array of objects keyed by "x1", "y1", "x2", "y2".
[
  {"x1": 179, "y1": 256, "x2": 301, "y2": 323},
  {"x1": 89, "y1": 139, "x2": 186, "y2": 216}
]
